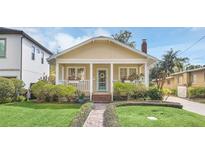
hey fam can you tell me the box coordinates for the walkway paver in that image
[83,103,107,127]
[166,96,205,116]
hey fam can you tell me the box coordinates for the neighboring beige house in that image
[48,36,157,102]
[163,67,205,89]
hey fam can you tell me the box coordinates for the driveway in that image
[166,96,205,116]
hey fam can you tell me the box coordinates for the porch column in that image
[89,63,93,101]
[62,66,64,81]
[55,62,59,84]
[144,62,149,87]
[110,63,113,101]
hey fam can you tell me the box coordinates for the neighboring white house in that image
[0,27,53,88]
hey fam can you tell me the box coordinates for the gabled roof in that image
[0,27,53,55]
[48,36,158,62]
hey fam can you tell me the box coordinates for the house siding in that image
[21,38,51,88]
[0,34,21,78]
[58,40,146,59]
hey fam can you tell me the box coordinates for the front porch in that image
[55,60,149,102]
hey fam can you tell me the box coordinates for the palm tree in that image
[150,49,189,89]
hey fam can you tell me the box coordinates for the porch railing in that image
[113,79,145,84]
[59,80,90,92]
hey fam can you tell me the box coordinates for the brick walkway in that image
[83,103,107,127]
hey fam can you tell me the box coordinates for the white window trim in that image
[96,68,108,92]
[118,67,138,80]
[66,67,86,80]
[31,46,35,60]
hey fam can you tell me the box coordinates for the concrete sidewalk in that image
[166,96,205,116]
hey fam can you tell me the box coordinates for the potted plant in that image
[76,90,86,103]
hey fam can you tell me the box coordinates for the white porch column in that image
[110,63,113,101]
[89,63,93,101]
[144,62,149,87]
[55,62,59,84]
[62,66,64,81]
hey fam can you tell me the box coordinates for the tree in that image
[112,30,136,48]
[150,49,189,89]
[186,64,204,70]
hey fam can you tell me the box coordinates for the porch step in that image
[92,94,111,103]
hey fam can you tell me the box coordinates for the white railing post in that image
[55,62,59,85]
[90,63,93,101]
[110,63,113,101]
[144,62,149,87]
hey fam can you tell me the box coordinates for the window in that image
[67,67,85,80]
[120,68,127,80]
[191,74,197,83]
[167,79,170,85]
[178,75,183,84]
[41,51,44,64]
[0,39,6,58]
[119,67,137,81]
[31,46,35,60]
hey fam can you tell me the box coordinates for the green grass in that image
[116,106,205,127]
[0,102,81,127]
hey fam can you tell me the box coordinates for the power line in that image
[178,35,205,55]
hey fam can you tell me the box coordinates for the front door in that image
[97,69,107,92]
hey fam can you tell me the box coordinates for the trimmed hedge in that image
[188,87,205,98]
[103,101,183,127]
[0,77,15,103]
[31,81,77,102]
[70,102,93,127]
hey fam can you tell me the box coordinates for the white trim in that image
[66,66,86,80]
[55,63,59,84]
[61,66,64,80]
[89,63,93,101]
[56,58,148,64]
[110,63,113,101]
[96,68,108,92]
[48,36,158,62]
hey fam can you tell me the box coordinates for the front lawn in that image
[116,106,205,127]
[0,102,81,127]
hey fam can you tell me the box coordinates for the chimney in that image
[141,39,147,53]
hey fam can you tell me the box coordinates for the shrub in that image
[70,102,93,127]
[147,87,163,100]
[55,85,77,102]
[0,77,15,103]
[103,103,120,127]
[16,95,26,102]
[132,84,147,100]
[188,87,205,98]
[113,82,135,100]
[11,78,25,100]
[31,80,48,101]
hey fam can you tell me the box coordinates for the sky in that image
[16,27,205,65]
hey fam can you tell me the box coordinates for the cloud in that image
[149,41,205,65]
[14,27,111,53]
[94,28,110,36]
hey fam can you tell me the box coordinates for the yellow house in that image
[48,36,157,102]
[163,67,205,89]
